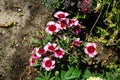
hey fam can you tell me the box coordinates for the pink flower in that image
[54,11,69,19]
[36,49,45,57]
[29,57,37,66]
[68,19,79,27]
[44,42,57,52]
[42,57,55,71]
[54,47,65,58]
[31,54,39,59]
[31,47,44,58]
[72,38,82,47]
[45,21,60,34]
[72,24,81,35]
[77,0,91,13]
[84,43,97,57]
[58,18,69,30]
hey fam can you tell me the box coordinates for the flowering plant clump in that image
[28,0,120,79]
[29,11,98,72]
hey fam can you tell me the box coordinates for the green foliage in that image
[82,69,91,79]
[35,71,52,80]
[41,0,64,9]
[90,0,120,49]
[60,67,81,80]
[105,71,120,80]
[35,67,81,80]
[32,0,120,79]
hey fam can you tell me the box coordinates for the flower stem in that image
[89,5,103,37]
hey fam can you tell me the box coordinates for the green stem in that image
[89,5,103,37]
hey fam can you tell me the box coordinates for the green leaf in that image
[61,70,66,80]
[102,39,108,44]
[115,74,120,80]
[32,38,41,44]
[46,71,51,80]
[65,67,74,78]
[65,76,78,80]
[61,67,81,80]
[83,69,91,79]
[50,76,56,80]
[35,77,43,80]
[33,61,39,67]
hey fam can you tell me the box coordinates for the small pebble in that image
[18,8,22,12]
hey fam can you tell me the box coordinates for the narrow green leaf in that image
[61,70,66,80]
[35,77,43,80]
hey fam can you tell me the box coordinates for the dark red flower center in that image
[31,58,36,63]
[48,45,55,51]
[69,20,75,24]
[38,49,45,54]
[45,60,52,67]
[61,20,66,28]
[48,25,56,32]
[55,49,62,55]
[87,46,95,53]
[58,14,65,18]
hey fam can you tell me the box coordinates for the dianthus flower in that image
[54,47,65,59]
[68,19,79,27]
[84,43,97,57]
[29,56,38,66]
[72,24,81,35]
[45,21,60,34]
[44,42,57,52]
[58,18,69,30]
[30,47,44,58]
[42,57,55,71]
[54,11,69,19]
[72,38,82,47]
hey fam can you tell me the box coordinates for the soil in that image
[0,0,54,80]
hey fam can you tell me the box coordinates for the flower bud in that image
[55,71,59,76]
[38,35,43,39]
[77,52,81,57]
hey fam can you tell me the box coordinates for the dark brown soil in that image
[0,0,54,80]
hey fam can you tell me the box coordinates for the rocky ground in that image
[0,0,53,80]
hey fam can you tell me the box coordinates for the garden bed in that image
[0,0,120,80]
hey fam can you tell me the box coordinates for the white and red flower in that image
[72,38,82,47]
[58,18,69,30]
[54,47,65,58]
[36,49,45,57]
[84,43,97,57]
[29,57,38,66]
[31,54,39,59]
[68,19,79,27]
[44,42,57,52]
[54,11,69,19]
[42,57,55,71]
[31,47,45,58]
[45,21,60,34]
